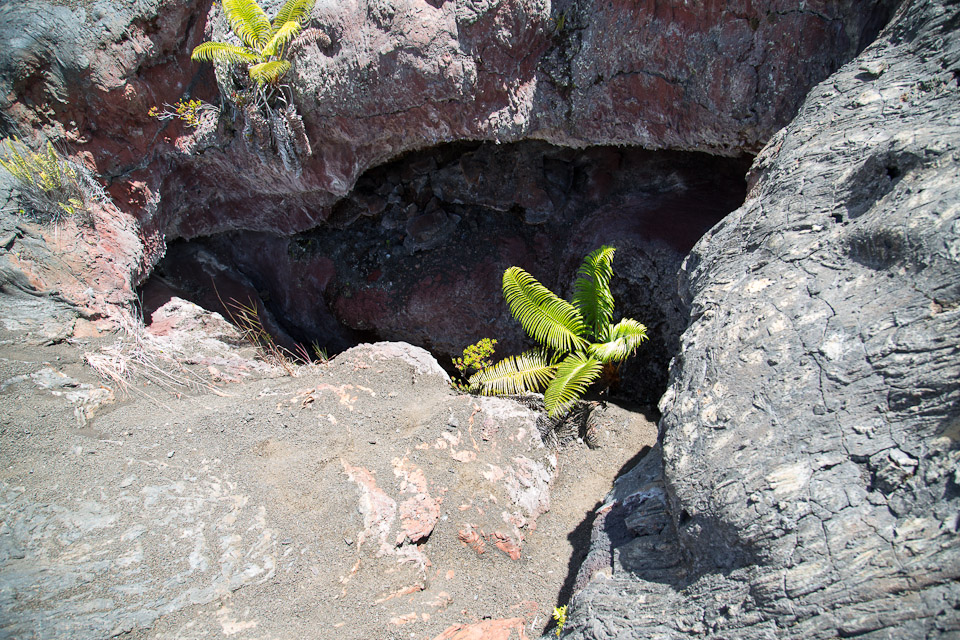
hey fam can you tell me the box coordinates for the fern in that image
[263,20,302,57]
[502,267,588,354]
[469,350,557,396]
[272,0,316,35]
[190,42,260,65]
[192,0,316,86]
[587,318,647,363]
[544,353,603,418]
[223,0,271,48]
[573,245,616,341]
[249,60,291,85]
[477,245,648,419]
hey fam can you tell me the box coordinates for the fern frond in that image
[272,0,316,33]
[191,41,261,64]
[588,318,648,363]
[223,0,272,48]
[573,245,616,341]
[544,353,603,417]
[469,350,557,396]
[262,20,302,57]
[249,59,291,84]
[502,267,587,354]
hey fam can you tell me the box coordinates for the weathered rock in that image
[0,0,897,403]
[3,0,893,237]
[0,172,156,324]
[432,617,531,639]
[563,1,960,637]
[0,339,564,639]
[145,0,896,237]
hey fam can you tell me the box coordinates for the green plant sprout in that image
[552,605,568,636]
[469,246,647,417]
[452,338,497,391]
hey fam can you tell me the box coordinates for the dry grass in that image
[85,311,228,408]
[217,292,327,374]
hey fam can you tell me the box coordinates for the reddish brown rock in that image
[431,617,530,640]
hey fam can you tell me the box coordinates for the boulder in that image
[563,1,960,637]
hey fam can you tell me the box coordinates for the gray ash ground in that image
[0,300,656,640]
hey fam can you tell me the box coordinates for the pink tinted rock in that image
[431,618,530,640]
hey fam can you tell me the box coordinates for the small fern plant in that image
[470,246,648,417]
[191,0,316,88]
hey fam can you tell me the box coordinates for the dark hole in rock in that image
[140,141,751,405]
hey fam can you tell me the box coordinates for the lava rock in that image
[564,1,960,637]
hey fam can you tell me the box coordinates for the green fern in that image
[191,0,315,86]
[502,267,588,354]
[587,318,648,363]
[545,353,603,417]
[476,246,648,418]
[223,0,271,47]
[469,350,557,396]
[573,245,616,341]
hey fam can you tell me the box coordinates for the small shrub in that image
[0,138,101,225]
[452,338,497,391]
[149,98,217,128]
[552,605,568,636]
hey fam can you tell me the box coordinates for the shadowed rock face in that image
[143,142,751,404]
[564,1,960,637]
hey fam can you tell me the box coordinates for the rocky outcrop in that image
[4,0,952,635]
[564,0,960,637]
[0,335,564,639]
[2,0,893,238]
[158,0,896,236]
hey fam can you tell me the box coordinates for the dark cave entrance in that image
[140,141,752,405]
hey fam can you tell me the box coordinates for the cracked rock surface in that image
[563,1,960,638]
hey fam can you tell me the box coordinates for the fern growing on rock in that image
[191,0,316,171]
[470,246,648,417]
[191,0,316,87]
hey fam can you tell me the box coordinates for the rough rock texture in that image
[564,1,960,637]
[0,172,157,325]
[160,0,894,236]
[0,336,558,639]
[146,143,750,403]
[1,0,893,239]
[0,0,896,400]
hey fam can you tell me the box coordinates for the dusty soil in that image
[0,297,657,640]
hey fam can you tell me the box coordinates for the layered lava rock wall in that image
[0,0,895,383]
[5,0,954,637]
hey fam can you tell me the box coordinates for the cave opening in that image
[140,141,752,405]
